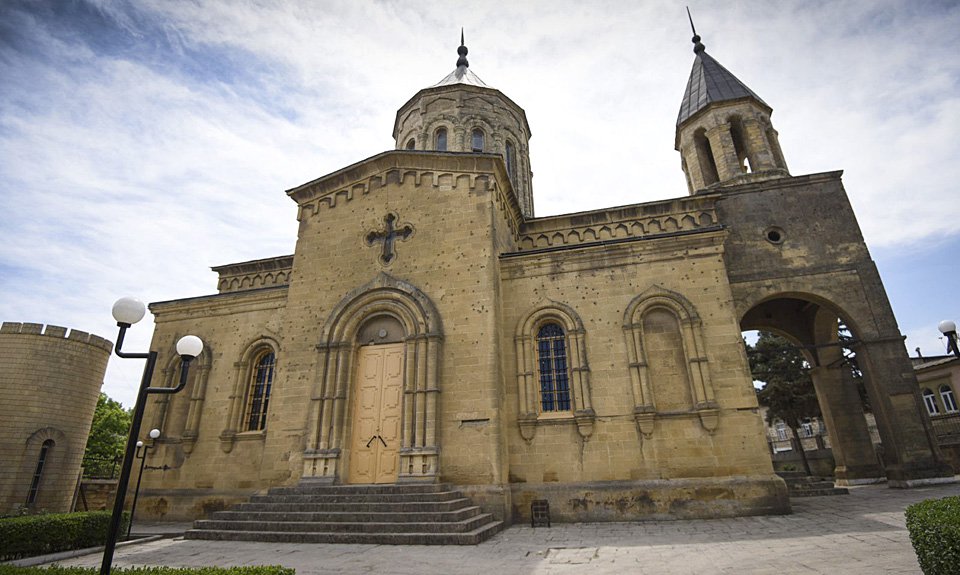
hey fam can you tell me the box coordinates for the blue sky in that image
[2,0,959,407]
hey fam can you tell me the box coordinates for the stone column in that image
[741,118,776,171]
[705,124,741,182]
[853,338,955,486]
[808,364,883,484]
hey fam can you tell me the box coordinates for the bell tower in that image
[675,22,789,194]
[393,33,535,217]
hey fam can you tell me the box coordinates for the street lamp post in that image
[939,320,959,358]
[100,297,203,575]
[127,428,160,539]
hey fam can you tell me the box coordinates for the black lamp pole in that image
[100,298,201,575]
[127,431,157,539]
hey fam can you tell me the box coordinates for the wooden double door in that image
[348,343,403,484]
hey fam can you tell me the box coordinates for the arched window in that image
[26,439,53,506]
[435,127,447,151]
[515,303,594,441]
[940,385,958,413]
[405,138,415,150]
[536,323,571,412]
[922,388,939,415]
[693,128,719,186]
[505,141,517,183]
[245,351,276,431]
[471,129,484,152]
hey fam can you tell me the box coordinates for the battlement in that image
[212,255,294,294]
[515,195,721,252]
[0,322,113,353]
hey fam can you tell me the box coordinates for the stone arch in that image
[622,285,718,438]
[218,336,278,453]
[150,341,213,456]
[303,272,443,483]
[514,301,594,442]
[739,289,951,486]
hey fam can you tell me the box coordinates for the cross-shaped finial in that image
[366,213,414,265]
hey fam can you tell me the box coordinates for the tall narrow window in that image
[923,388,939,415]
[537,323,571,412]
[775,421,788,441]
[941,385,958,413]
[405,138,415,150]
[435,127,447,151]
[26,440,53,506]
[245,351,276,431]
[505,141,516,183]
[471,129,484,152]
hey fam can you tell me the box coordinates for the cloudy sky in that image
[2,0,959,407]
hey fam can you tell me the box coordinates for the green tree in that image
[82,393,132,478]
[748,331,821,476]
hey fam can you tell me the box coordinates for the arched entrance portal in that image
[301,273,443,484]
[741,294,951,486]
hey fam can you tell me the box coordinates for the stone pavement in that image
[49,482,960,574]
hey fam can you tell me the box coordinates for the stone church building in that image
[137,32,954,524]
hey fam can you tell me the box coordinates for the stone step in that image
[268,483,450,496]
[249,491,464,504]
[186,482,503,545]
[209,507,482,523]
[234,498,473,513]
[790,487,850,497]
[185,521,504,545]
[193,514,495,534]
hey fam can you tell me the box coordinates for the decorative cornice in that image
[515,195,720,251]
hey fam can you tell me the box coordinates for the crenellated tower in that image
[393,33,535,217]
[675,28,789,193]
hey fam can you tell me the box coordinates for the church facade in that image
[137,33,954,523]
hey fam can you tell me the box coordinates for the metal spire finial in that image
[686,7,705,54]
[457,28,469,68]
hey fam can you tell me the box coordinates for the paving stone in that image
[48,483,960,575]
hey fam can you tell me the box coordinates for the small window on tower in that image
[471,129,484,152]
[505,141,517,183]
[435,127,447,152]
[405,138,415,150]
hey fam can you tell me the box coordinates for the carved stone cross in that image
[366,213,413,265]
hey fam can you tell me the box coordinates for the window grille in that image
[537,323,571,412]
[26,440,53,506]
[245,351,276,431]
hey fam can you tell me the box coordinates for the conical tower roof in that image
[430,30,490,89]
[677,35,768,126]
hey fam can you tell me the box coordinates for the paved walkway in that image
[48,482,960,574]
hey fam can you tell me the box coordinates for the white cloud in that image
[2,0,959,406]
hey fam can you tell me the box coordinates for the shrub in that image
[0,511,129,561]
[0,567,295,575]
[905,495,960,575]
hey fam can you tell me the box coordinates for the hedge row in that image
[905,495,960,575]
[0,511,129,561]
[0,568,294,575]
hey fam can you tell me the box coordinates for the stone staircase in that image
[777,471,849,497]
[184,483,503,545]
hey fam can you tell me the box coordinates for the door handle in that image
[366,434,388,448]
